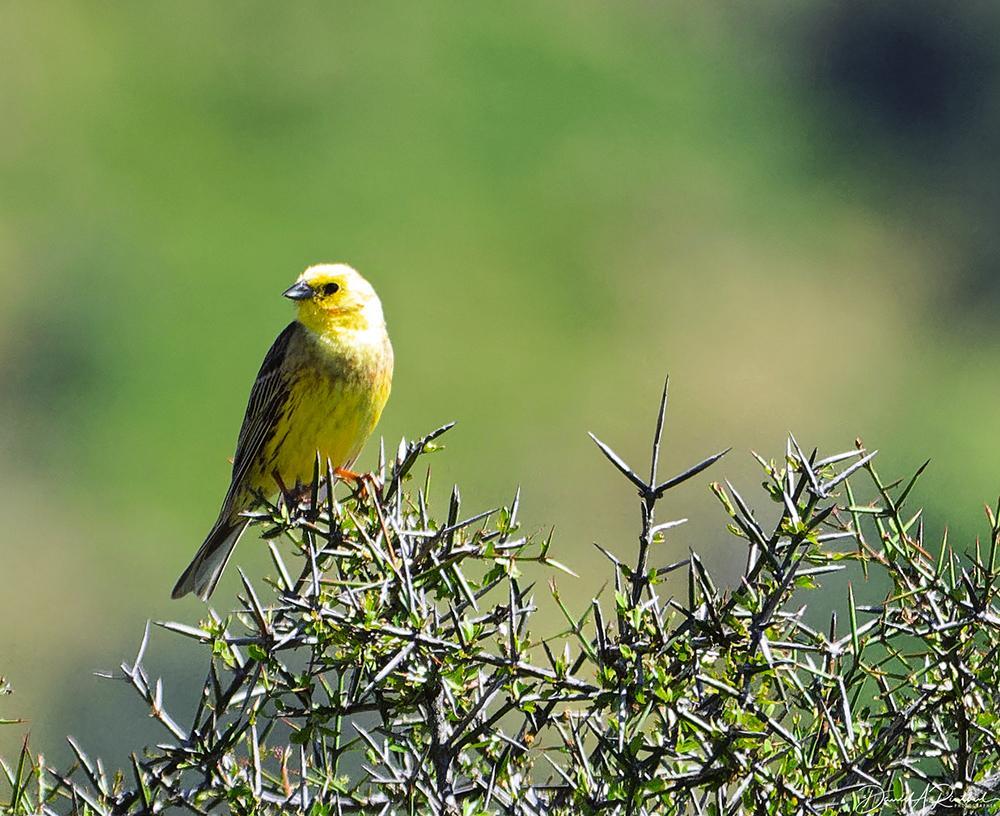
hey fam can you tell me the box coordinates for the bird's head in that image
[283,263,385,334]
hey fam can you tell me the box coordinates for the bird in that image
[172,263,394,600]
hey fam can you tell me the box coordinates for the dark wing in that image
[220,321,299,513]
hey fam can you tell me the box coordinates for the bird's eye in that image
[322,282,340,296]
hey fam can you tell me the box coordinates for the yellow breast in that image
[250,322,393,494]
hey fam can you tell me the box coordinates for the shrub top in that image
[4,382,1000,815]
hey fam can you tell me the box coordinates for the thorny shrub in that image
[4,381,1000,815]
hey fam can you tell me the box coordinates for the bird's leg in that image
[335,467,385,491]
[334,466,368,500]
[272,470,293,509]
[272,471,287,494]
[333,466,384,506]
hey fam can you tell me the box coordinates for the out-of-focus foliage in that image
[5,391,1000,814]
[4,1,1000,769]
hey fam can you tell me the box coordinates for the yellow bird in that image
[172,263,394,600]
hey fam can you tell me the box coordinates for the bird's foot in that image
[273,471,315,514]
[272,470,293,507]
[332,467,383,503]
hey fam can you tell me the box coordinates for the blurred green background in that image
[4,1,1000,767]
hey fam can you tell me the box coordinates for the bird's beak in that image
[282,281,314,301]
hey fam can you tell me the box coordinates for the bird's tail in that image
[171,516,250,601]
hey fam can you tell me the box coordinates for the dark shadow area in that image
[790,1,1000,310]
